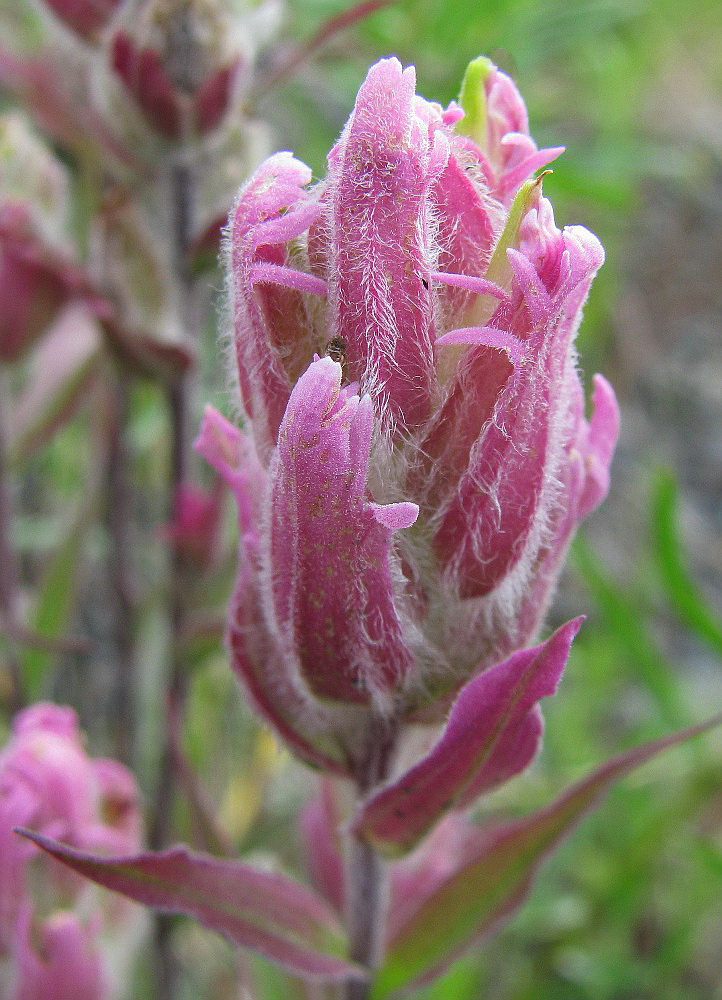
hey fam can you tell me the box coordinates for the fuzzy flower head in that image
[197,57,619,774]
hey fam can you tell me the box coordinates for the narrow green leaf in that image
[651,470,722,656]
[20,509,88,699]
[572,536,688,727]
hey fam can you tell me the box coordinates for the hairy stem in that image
[345,717,397,1000]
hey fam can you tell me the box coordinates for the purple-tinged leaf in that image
[354,620,582,855]
[386,814,496,943]
[15,833,365,983]
[299,779,345,914]
[7,303,102,464]
[372,715,722,998]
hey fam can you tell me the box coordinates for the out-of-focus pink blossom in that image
[42,0,124,41]
[162,479,225,568]
[198,57,619,773]
[0,204,94,363]
[0,115,99,363]
[0,703,142,996]
[12,907,106,1000]
[110,0,246,140]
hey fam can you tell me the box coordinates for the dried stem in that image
[345,716,397,1000]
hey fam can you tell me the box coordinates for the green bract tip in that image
[456,56,494,147]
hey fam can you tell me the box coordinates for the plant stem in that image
[345,716,397,1000]
[105,373,136,766]
[0,371,25,713]
[149,153,199,1000]
[150,156,195,845]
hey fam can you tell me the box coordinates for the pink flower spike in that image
[220,54,618,743]
[268,356,418,707]
[353,619,583,856]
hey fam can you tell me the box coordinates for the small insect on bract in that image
[325,336,348,383]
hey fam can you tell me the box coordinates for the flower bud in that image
[162,479,224,568]
[110,0,246,139]
[0,115,85,363]
[42,0,123,42]
[11,907,106,1000]
[203,58,619,760]
[0,704,143,993]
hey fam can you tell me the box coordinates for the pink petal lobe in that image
[576,373,620,519]
[268,357,418,707]
[480,66,564,203]
[435,325,525,365]
[15,832,365,983]
[353,619,582,855]
[13,907,106,1000]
